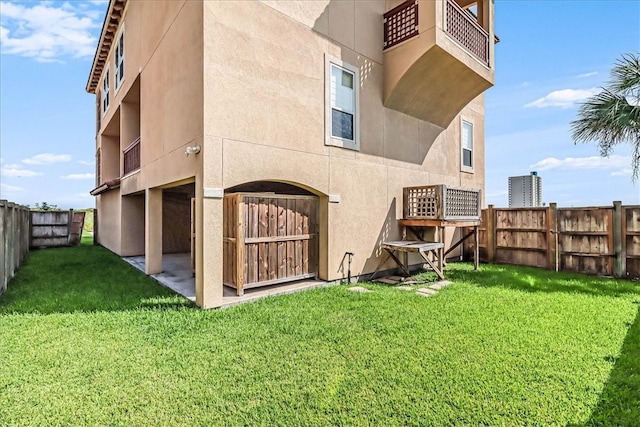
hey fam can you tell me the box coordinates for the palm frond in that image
[571,53,640,180]
[610,53,640,94]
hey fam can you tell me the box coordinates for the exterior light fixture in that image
[185,144,201,156]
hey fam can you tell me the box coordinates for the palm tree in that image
[571,53,640,179]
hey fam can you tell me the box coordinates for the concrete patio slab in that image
[123,253,334,308]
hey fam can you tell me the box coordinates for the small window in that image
[114,30,125,90]
[102,70,110,113]
[325,55,359,150]
[461,120,473,172]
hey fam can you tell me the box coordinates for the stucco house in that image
[87,0,495,308]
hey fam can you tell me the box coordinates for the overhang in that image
[86,0,127,94]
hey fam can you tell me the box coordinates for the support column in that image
[145,188,163,275]
[199,196,224,308]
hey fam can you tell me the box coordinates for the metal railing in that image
[445,0,489,65]
[123,136,140,175]
[383,0,419,50]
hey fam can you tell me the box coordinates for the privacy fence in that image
[1,204,87,295]
[469,202,640,279]
[0,200,30,295]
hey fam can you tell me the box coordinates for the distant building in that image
[508,172,542,207]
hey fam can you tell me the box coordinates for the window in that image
[461,120,473,171]
[325,55,359,150]
[102,70,110,113]
[114,30,125,90]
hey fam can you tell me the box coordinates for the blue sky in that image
[0,0,639,209]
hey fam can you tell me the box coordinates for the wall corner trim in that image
[203,187,224,199]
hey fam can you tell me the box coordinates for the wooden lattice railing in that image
[383,0,419,50]
[123,136,140,175]
[96,148,101,185]
[403,185,481,221]
[445,0,489,66]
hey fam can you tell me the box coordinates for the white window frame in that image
[461,118,474,173]
[325,54,360,151]
[102,69,110,114]
[114,27,125,91]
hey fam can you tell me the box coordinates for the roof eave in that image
[86,0,127,94]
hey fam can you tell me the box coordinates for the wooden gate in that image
[223,193,318,295]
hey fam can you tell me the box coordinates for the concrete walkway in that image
[123,253,331,307]
[123,253,196,302]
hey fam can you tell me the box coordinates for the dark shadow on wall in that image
[357,198,402,278]
[311,1,443,165]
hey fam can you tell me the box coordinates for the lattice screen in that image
[383,0,419,50]
[444,188,479,218]
[445,0,489,65]
[406,186,438,219]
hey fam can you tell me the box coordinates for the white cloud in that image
[60,173,95,180]
[1,164,43,177]
[530,155,629,172]
[524,87,600,109]
[0,1,102,62]
[611,169,633,177]
[0,182,24,192]
[577,71,598,78]
[23,153,72,165]
[77,160,95,166]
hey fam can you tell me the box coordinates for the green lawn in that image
[1,245,639,426]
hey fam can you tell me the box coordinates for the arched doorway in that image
[223,181,320,296]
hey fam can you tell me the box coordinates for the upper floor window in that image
[461,119,473,172]
[102,69,110,114]
[114,30,125,90]
[325,55,359,151]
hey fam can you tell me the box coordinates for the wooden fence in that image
[223,193,318,296]
[30,210,86,248]
[0,200,30,295]
[472,201,640,278]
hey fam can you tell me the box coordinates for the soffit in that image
[86,0,127,94]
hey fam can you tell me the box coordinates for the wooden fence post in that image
[486,204,495,264]
[0,200,6,294]
[547,203,558,271]
[613,201,625,278]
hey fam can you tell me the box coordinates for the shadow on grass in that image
[0,245,195,315]
[440,263,640,427]
[444,263,640,298]
[572,304,640,427]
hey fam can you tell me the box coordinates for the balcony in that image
[383,0,495,129]
[123,137,141,175]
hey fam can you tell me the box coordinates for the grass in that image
[1,246,639,426]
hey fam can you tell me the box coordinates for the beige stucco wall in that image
[202,0,487,285]
[94,1,204,259]
[91,0,491,308]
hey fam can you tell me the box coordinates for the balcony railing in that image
[96,148,101,185]
[383,0,419,50]
[445,0,489,65]
[123,137,140,175]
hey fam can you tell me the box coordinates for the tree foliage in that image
[33,202,59,211]
[571,53,640,180]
